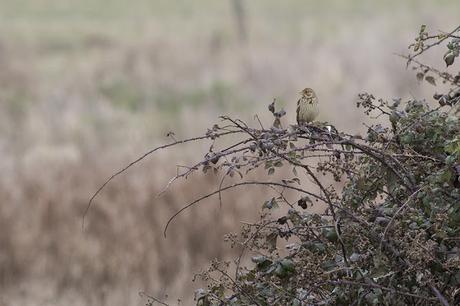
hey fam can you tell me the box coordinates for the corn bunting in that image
[296,88,319,125]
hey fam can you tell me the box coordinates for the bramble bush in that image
[87,25,460,305]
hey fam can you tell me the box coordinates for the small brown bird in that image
[296,88,319,125]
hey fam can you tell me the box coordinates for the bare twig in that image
[329,280,437,302]
[139,291,170,306]
[407,25,460,62]
[379,187,423,250]
[430,285,450,306]
[163,181,325,237]
[83,131,241,230]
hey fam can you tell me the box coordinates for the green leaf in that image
[251,256,273,271]
[273,264,287,278]
[445,155,456,166]
[280,259,295,272]
[440,169,453,183]
[444,52,456,67]
[263,197,278,210]
[416,72,424,81]
[320,260,337,271]
[425,76,436,86]
[272,259,295,278]
[303,242,326,253]
[323,228,338,242]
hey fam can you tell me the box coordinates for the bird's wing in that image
[296,98,301,123]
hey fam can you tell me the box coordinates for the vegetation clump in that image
[90,25,460,305]
[188,25,460,306]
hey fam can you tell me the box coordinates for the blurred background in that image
[0,0,458,305]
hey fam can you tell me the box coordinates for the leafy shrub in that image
[188,25,460,306]
[88,25,460,306]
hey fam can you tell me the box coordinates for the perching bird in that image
[296,88,319,125]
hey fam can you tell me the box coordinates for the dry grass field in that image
[0,1,458,305]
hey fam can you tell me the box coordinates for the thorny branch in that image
[88,25,460,305]
[83,130,242,229]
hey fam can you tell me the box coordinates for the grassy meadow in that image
[0,0,458,305]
